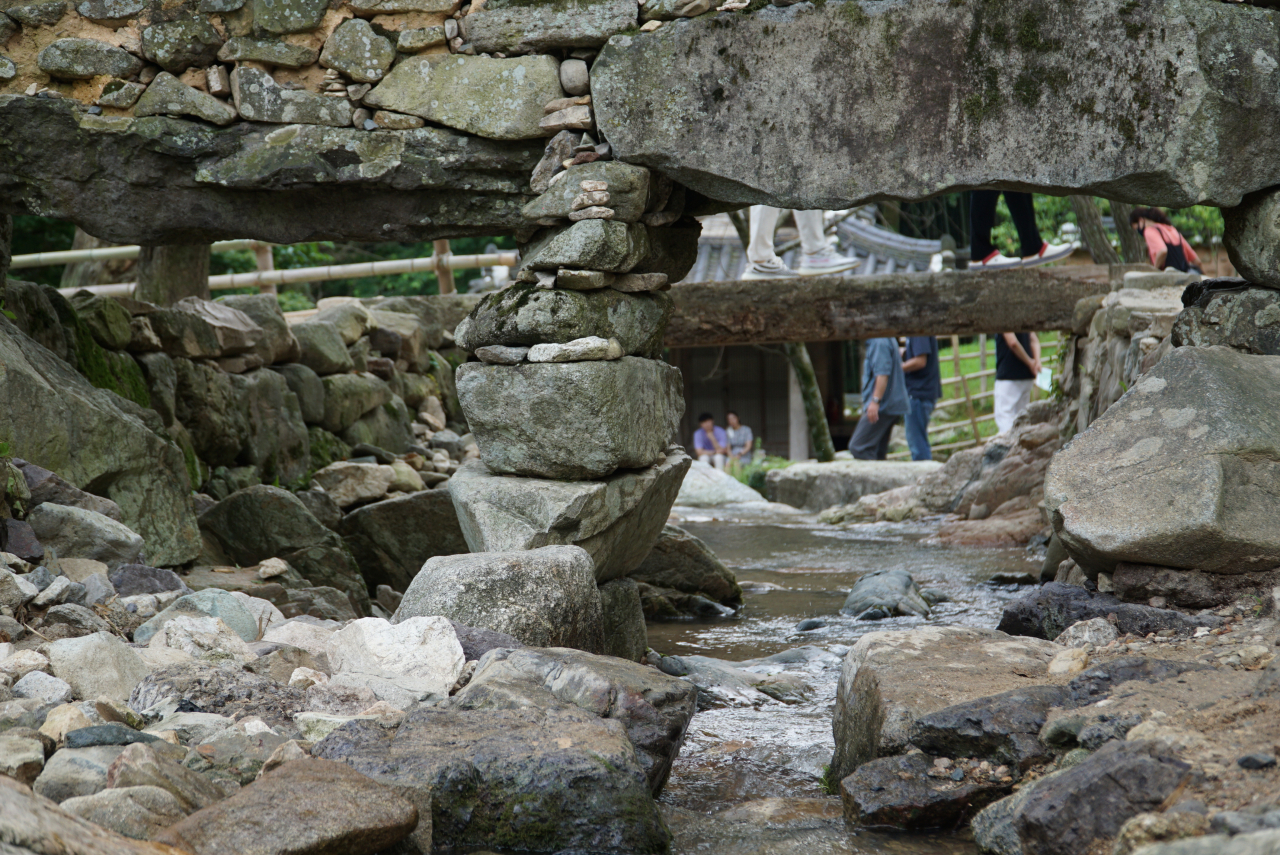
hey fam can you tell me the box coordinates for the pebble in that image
[559,58,589,96]
[568,206,615,221]
[1238,753,1278,770]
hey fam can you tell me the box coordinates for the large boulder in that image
[364,54,563,141]
[395,547,605,653]
[0,315,199,565]
[312,705,669,853]
[455,282,671,359]
[1046,347,1280,576]
[232,369,310,485]
[449,448,689,583]
[448,646,697,795]
[26,503,143,570]
[198,485,338,566]
[341,489,468,593]
[839,751,1009,831]
[15,458,123,521]
[629,524,741,607]
[598,578,647,662]
[1172,282,1280,355]
[129,663,306,732]
[456,357,684,480]
[462,0,637,53]
[1225,187,1280,290]
[133,589,260,645]
[829,627,1062,783]
[319,373,392,435]
[47,632,150,704]
[292,321,354,376]
[2,771,182,854]
[153,759,419,855]
[1012,740,1190,855]
[325,616,465,702]
[765,460,941,512]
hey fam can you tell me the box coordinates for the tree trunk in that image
[783,341,835,463]
[1107,199,1148,263]
[59,228,135,292]
[134,244,210,305]
[663,269,1108,347]
[1069,196,1121,264]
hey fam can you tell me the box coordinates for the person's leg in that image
[969,190,1000,261]
[994,380,1021,434]
[1003,192,1045,258]
[874,416,898,460]
[848,416,884,460]
[713,453,726,470]
[1009,379,1033,425]
[697,451,713,465]
[905,398,934,460]
[795,210,859,276]
[747,206,782,265]
[794,210,826,255]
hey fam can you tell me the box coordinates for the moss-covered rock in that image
[319,18,394,84]
[251,0,326,34]
[462,0,638,53]
[68,291,133,351]
[307,426,351,471]
[141,16,224,74]
[37,38,141,80]
[217,36,317,67]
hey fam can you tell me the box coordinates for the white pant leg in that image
[747,205,782,264]
[994,379,1034,434]
[713,453,726,470]
[794,210,827,255]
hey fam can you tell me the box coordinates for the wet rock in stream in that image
[839,752,1010,831]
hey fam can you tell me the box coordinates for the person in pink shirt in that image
[1129,207,1202,274]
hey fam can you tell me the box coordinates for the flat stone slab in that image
[449,447,690,582]
[365,54,563,141]
[462,0,637,53]
[456,357,684,480]
[593,0,1280,211]
[766,460,942,512]
[830,627,1063,783]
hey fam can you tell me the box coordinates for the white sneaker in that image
[798,247,859,276]
[971,250,1022,271]
[1022,241,1078,267]
[741,258,801,280]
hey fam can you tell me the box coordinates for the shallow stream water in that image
[650,503,1042,855]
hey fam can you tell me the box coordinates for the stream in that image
[650,503,1041,855]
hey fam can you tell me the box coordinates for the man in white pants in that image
[994,332,1040,434]
[742,206,859,279]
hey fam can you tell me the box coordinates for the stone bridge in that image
[1,0,1280,261]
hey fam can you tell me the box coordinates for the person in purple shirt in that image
[693,412,729,470]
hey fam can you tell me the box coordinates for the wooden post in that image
[252,242,276,295]
[134,245,211,305]
[785,341,836,462]
[978,333,988,395]
[434,240,456,294]
[950,335,981,447]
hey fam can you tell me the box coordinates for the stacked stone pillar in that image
[448,159,699,594]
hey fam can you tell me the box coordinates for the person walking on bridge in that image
[969,191,1078,270]
[741,207,859,279]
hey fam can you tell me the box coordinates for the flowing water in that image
[650,503,1042,855]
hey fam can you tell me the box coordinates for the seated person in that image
[693,412,729,470]
[726,411,755,466]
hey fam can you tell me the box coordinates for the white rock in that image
[262,618,341,668]
[240,718,274,736]
[1057,617,1120,649]
[311,462,396,509]
[289,667,328,689]
[1,649,50,680]
[0,568,38,610]
[325,616,463,697]
[147,711,235,745]
[147,615,255,666]
[675,460,768,507]
[228,592,286,636]
[256,558,290,580]
[13,671,74,704]
[294,711,374,742]
[134,646,194,671]
[527,336,623,363]
[1047,647,1089,676]
[389,460,424,492]
[32,575,73,608]
[47,632,150,704]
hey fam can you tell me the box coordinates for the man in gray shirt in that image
[849,337,909,460]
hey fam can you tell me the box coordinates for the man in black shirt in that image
[901,336,942,460]
[995,332,1040,434]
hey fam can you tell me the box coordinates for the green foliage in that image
[986,195,1223,258]
[0,440,9,457]
[277,291,315,313]
[731,454,792,493]
[9,216,76,288]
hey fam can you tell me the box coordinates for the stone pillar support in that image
[135,244,211,305]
